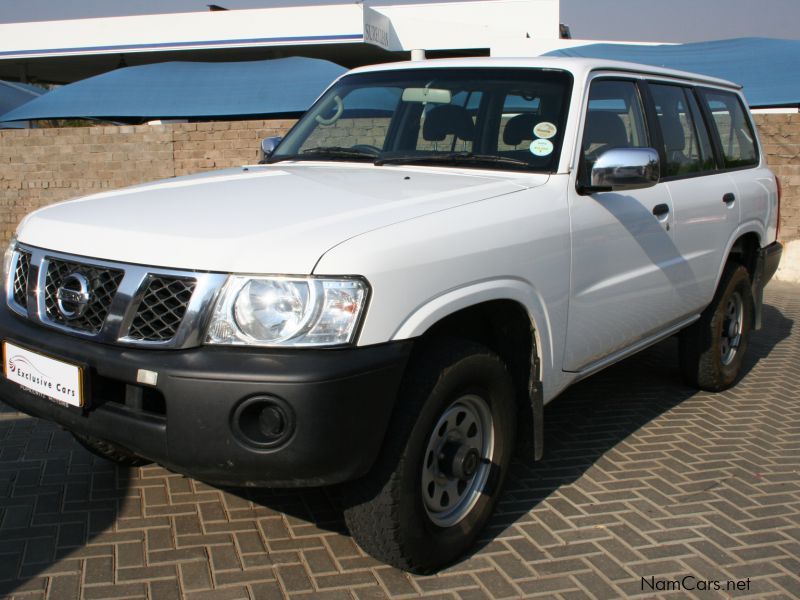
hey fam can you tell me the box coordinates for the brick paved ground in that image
[1,283,798,600]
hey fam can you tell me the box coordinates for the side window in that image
[699,90,758,168]
[649,83,714,177]
[582,80,649,172]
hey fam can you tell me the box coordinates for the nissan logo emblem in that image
[56,273,92,319]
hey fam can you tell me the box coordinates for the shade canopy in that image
[546,37,800,108]
[0,57,347,122]
[0,80,44,115]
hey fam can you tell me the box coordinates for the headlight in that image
[2,235,17,286]
[206,276,368,347]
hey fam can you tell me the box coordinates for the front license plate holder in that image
[2,340,86,408]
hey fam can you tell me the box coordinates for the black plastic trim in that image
[0,305,413,487]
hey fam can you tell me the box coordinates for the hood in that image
[17,163,546,274]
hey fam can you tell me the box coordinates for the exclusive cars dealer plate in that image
[2,341,84,407]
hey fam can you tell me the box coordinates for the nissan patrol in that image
[0,58,782,571]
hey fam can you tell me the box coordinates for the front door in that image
[564,78,684,372]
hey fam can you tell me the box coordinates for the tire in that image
[343,340,517,573]
[679,263,754,391]
[72,432,152,466]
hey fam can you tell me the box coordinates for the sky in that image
[0,0,798,43]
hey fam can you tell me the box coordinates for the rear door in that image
[697,88,773,254]
[646,82,739,314]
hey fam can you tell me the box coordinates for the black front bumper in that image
[0,306,412,487]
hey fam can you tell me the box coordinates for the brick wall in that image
[1,114,798,246]
[0,119,295,244]
[754,114,800,241]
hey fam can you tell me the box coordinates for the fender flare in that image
[391,278,553,460]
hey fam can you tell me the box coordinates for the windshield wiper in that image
[374,151,531,168]
[269,146,379,163]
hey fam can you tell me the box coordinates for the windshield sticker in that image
[530,138,554,157]
[533,121,557,139]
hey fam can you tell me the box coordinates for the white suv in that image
[1,58,783,572]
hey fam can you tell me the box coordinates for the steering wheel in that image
[314,95,344,126]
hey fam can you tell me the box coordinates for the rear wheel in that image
[72,432,151,466]
[343,340,517,573]
[679,263,754,391]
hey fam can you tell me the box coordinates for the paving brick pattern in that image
[1,282,798,599]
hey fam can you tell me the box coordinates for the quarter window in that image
[699,90,758,168]
[649,84,715,177]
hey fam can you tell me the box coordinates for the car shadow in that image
[223,303,793,566]
[0,302,791,593]
[217,302,795,565]
[0,409,130,597]
[476,302,793,551]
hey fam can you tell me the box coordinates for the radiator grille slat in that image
[128,277,196,342]
[12,251,31,308]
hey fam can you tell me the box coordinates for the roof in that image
[544,37,800,108]
[347,56,740,89]
[0,58,346,122]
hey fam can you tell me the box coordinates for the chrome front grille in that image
[5,245,227,349]
[128,276,197,342]
[44,258,124,333]
[12,250,30,307]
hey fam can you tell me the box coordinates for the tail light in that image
[775,174,782,240]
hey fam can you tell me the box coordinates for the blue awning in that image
[546,37,800,108]
[0,57,346,122]
[0,80,44,114]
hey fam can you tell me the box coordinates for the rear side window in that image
[699,90,758,168]
[649,83,715,177]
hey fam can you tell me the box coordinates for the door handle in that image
[723,192,736,204]
[652,203,670,217]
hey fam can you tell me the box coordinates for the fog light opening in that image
[232,396,295,449]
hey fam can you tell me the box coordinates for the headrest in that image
[422,105,475,142]
[503,113,538,146]
[583,111,628,149]
[660,112,686,152]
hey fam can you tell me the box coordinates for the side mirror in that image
[589,147,660,192]
[259,136,283,163]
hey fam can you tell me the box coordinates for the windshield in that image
[270,67,573,172]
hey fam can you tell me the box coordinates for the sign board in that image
[363,6,394,51]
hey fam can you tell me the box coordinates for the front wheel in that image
[343,341,517,573]
[679,263,754,391]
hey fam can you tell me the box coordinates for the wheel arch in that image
[711,224,762,298]
[717,226,765,328]
[727,230,761,281]
[397,285,549,461]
